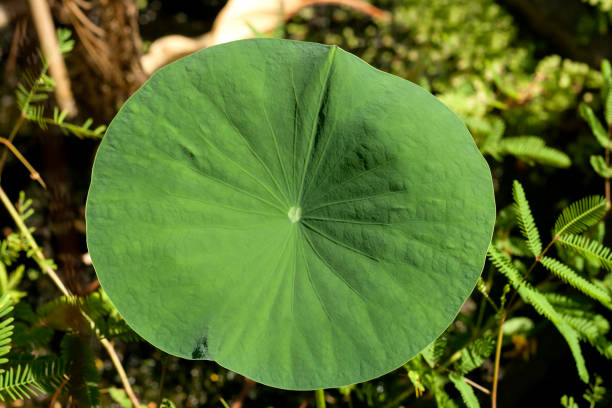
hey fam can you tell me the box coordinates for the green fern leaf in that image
[28,357,67,394]
[0,365,42,401]
[488,246,589,382]
[603,59,612,124]
[0,358,66,402]
[563,313,608,342]
[579,103,610,148]
[0,295,14,370]
[95,318,140,343]
[590,155,612,178]
[546,293,612,359]
[455,335,495,375]
[540,257,612,306]
[557,234,612,270]
[553,196,607,237]
[512,181,542,256]
[498,136,571,167]
[421,334,447,367]
[12,323,53,351]
[449,374,480,408]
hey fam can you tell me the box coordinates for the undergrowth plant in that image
[486,59,612,408]
[0,29,146,407]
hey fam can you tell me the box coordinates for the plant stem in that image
[27,0,76,115]
[99,337,140,408]
[0,114,25,178]
[491,236,557,407]
[0,185,70,296]
[0,137,46,188]
[491,313,505,408]
[315,389,326,408]
[48,376,69,408]
[0,185,141,408]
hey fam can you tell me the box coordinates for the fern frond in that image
[14,30,72,121]
[557,234,612,270]
[12,323,53,351]
[25,105,47,130]
[488,246,589,382]
[0,358,66,402]
[546,293,612,359]
[579,103,610,148]
[449,374,480,408]
[421,334,447,367]
[499,137,571,168]
[540,257,612,306]
[545,292,594,312]
[553,196,607,237]
[455,335,495,375]
[36,296,78,317]
[0,295,14,370]
[563,313,608,340]
[28,357,67,394]
[590,155,612,179]
[566,314,612,359]
[0,365,42,401]
[512,181,542,256]
[95,318,140,343]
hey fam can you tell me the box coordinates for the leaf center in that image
[287,206,302,223]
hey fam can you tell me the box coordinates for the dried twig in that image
[0,137,46,188]
[27,0,77,116]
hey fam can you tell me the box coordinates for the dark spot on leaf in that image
[192,335,209,359]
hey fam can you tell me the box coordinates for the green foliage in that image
[557,234,612,270]
[553,196,607,236]
[488,246,590,383]
[0,358,66,402]
[448,374,480,408]
[0,294,13,370]
[455,336,496,375]
[512,180,542,256]
[590,155,612,177]
[15,29,105,139]
[603,60,612,125]
[421,335,448,367]
[579,103,609,148]
[496,136,571,167]
[540,257,612,306]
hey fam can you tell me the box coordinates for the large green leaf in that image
[86,39,495,390]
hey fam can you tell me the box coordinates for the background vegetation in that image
[0,0,611,406]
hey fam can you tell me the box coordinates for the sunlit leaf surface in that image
[86,38,495,390]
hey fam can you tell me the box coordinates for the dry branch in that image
[27,0,77,116]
